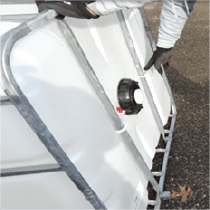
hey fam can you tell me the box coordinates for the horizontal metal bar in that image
[0,99,13,105]
[1,96,13,105]
[169,114,175,117]
[155,149,168,153]
[148,200,159,205]
[1,14,37,22]
[152,171,164,176]
[160,191,171,200]
[1,0,35,4]
[164,130,170,134]
[1,164,63,177]
[1,96,10,100]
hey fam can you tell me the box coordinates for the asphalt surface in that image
[145,1,209,209]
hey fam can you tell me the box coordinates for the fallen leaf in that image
[171,185,193,202]
[205,26,209,28]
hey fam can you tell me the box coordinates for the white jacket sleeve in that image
[88,0,149,15]
[157,0,196,48]
[88,0,196,48]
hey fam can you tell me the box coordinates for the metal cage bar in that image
[58,18,162,198]
[116,8,177,208]
[117,11,167,143]
[0,7,177,209]
[1,0,35,4]
[1,14,37,22]
[1,164,62,177]
[1,10,107,210]
[138,7,177,209]
[1,9,160,209]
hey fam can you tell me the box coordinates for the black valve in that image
[117,78,143,115]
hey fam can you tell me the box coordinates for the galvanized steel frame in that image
[1,0,35,4]
[1,14,37,22]
[116,9,177,208]
[139,7,177,209]
[1,10,107,210]
[1,7,177,209]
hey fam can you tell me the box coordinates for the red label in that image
[116,107,123,113]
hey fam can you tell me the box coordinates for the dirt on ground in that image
[145,1,209,209]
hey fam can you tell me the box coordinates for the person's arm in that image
[87,0,146,16]
[144,0,197,71]
[157,0,196,48]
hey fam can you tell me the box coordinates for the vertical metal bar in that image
[117,11,166,140]
[1,10,107,210]
[139,7,177,113]
[58,19,161,196]
[154,114,176,210]
[161,67,177,115]
[139,7,156,51]
[139,7,178,209]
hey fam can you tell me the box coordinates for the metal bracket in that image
[160,191,171,200]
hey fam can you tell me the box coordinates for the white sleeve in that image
[88,0,148,16]
[88,0,195,48]
[157,0,190,48]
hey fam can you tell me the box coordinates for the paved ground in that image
[145,1,209,209]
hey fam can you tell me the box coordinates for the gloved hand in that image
[35,1,99,19]
[144,47,173,73]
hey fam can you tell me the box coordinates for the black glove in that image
[144,47,173,73]
[35,1,99,19]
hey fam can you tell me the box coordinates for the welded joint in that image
[0,96,13,105]
[164,129,170,134]
[162,135,169,143]
[160,191,171,200]
[115,124,127,134]
[148,200,159,205]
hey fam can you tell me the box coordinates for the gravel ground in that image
[145,1,209,209]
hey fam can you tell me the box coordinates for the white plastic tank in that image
[1,2,172,209]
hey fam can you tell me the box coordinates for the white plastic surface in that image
[134,89,144,104]
[0,3,38,36]
[1,5,171,209]
[1,4,38,15]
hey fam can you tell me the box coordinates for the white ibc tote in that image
[1,1,176,209]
